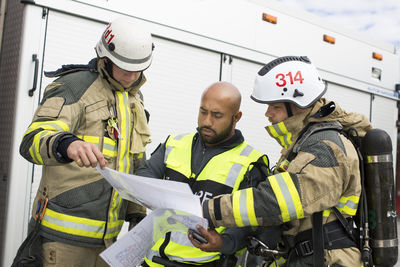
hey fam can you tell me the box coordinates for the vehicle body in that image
[0,0,398,265]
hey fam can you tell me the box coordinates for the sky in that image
[277,0,400,50]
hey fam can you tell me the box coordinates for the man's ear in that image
[234,111,242,123]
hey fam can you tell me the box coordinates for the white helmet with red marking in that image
[95,17,154,72]
[251,56,326,108]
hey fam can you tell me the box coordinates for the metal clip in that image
[107,117,123,140]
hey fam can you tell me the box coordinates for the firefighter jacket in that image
[203,98,372,266]
[19,58,150,247]
[136,130,269,266]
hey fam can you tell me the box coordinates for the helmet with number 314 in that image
[251,56,326,108]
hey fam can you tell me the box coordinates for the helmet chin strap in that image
[284,102,293,117]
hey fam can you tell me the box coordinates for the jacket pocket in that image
[84,100,110,132]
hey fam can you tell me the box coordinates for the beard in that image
[197,117,234,145]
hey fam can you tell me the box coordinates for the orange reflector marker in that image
[262,13,277,24]
[372,52,383,61]
[323,34,335,44]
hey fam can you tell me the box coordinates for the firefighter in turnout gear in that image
[193,56,372,267]
[136,82,270,267]
[18,17,154,266]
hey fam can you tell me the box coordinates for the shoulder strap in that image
[312,211,324,267]
[287,121,342,265]
[287,121,343,161]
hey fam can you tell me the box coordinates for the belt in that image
[293,219,357,257]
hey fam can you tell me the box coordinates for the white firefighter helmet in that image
[251,56,326,108]
[95,17,154,72]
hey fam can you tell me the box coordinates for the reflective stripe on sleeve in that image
[25,120,70,136]
[29,130,53,164]
[268,172,304,222]
[232,188,258,227]
[336,195,359,215]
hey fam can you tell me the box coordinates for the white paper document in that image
[96,166,202,217]
[100,209,208,267]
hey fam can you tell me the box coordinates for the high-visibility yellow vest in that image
[145,133,264,266]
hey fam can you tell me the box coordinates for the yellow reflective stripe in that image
[267,122,292,149]
[108,220,124,228]
[104,218,124,239]
[269,172,303,222]
[80,135,99,144]
[103,137,117,157]
[29,130,52,164]
[105,192,124,239]
[25,120,69,136]
[45,208,104,226]
[41,220,104,239]
[336,195,359,215]
[112,193,122,222]
[277,122,292,146]
[164,133,194,178]
[76,135,117,158]
[42,208,105,239]
[323,209,332,217]
[232,191,244,227]
[245,189,258,226]
[232,189,258,227]
[116,91,131,173]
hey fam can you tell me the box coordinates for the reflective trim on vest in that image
[240,145,254,157]
[268,172,304,222]
[267,122,292,149]
[41,208,105,239]
[155,133,263,263]
[144,249,161,266]
[232,188,258,227]
[168,231,220,262]
[225,163,244,188]
[164,133,194,178]
[190,144,259,189]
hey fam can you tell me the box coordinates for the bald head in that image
[197,82,243,146]
[201,82,242,113]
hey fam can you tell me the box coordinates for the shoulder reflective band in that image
[366,154,392,163]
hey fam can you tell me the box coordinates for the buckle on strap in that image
[294,240,313,256]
